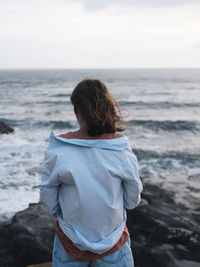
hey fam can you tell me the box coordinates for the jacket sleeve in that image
[122,155,143,210]
[38,150,60,214]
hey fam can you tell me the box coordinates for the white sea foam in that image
[0,127,48,220]
[0,187,39,222]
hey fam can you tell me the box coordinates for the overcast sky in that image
[0,0,200,68]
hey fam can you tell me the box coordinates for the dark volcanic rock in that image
[0,121,14,134]
[0,184,200,267]
[0,203,56,267]
[128,183,200,267]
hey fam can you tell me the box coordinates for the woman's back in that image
[39,78,143,266]
[40,131,142,253]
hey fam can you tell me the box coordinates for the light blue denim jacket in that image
[39,131,143,254]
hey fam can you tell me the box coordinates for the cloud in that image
[66,0,200,10]
[194,43,200,49]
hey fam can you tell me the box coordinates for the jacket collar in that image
[50,130,129,151]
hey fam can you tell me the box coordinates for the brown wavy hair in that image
[70,78,124,136]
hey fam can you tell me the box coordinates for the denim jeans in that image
[53,235,134,267]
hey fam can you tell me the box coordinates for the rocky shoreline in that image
[0,122,199,267]
[0,182,199,267]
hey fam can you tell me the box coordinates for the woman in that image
[39,78,143,267]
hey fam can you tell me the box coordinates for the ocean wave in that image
[0,80,43,88]
[133,148,200,164]
[127,120,200,132]
[0,118,74,129]
[21,100,71,107]
[35,100,71,106]
[1,118,199,132]
[41,120,74,129]
[119,101,200,109]
[50,93,71,97]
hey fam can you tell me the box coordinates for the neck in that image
[77,126,90,138]
[77,126,103,139]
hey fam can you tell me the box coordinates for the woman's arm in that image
[122,156,143,210]
[38,151,60,214]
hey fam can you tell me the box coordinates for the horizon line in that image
[0,67,200,70]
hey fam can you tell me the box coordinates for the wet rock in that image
[0,203,56,267]
[0,184,199,267]
[128,183,200,267]
[0,121,14,134]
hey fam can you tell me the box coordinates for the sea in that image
[0,68,200,222]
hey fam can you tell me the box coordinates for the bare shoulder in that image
[115,133,124,138]
[58,131,78,139]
